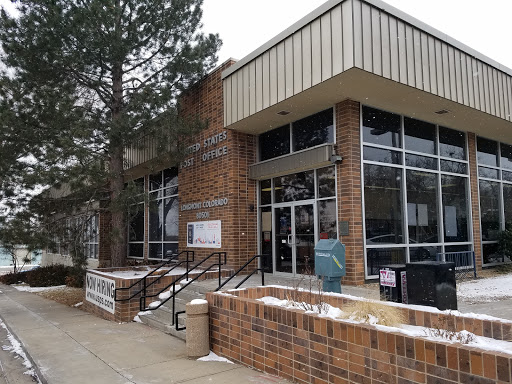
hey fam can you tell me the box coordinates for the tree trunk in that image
[109,146,126,267]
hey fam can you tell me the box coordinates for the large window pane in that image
[366,248,405,276]
[440,160,467,174]
[501,143,512,170]
[503,184,512,228]
[163,197,179,241]
[292,109,334,151]
[406,171,438,244]
[317,166,336,198]
[274,171,315,203]
[363,146,402,164]
[260,179,272,205]
[479,180,501,241]
[409,246,441,262]
[477,137,498,167]
[260,207,273,273]
[129,243,143,258]
[149,172,162,191]
[362,106,401,148]
[259,125,290,161]
[149,199,163,241]
[164,167,178,188]
[478,167,499,179]
[404,117,436,155]
[405,154,438,170]
[439,126,466,160]
[442,176,469,242]
[364,165,403,244]
[128,206,144,242]
[318,199,337,239]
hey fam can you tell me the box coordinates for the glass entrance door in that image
[274,203,315,275]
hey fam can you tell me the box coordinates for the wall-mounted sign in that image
[85,273,116,314]
[187,220,222,248]
[182,130,228,169]
[181,197,228,212]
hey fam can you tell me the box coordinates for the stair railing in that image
[114,250,194,302]
[139,251,227,313]
[215,254,266,291]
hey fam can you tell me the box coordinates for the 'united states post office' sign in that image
[85,273,115,314]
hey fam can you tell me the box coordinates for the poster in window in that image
[186,220,222,248]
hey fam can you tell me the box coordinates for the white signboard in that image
[187,220,222,248]
[379,269,396,287]
[85,273,116,314]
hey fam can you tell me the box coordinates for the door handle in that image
[288,235,296,245]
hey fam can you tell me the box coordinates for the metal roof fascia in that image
[221,0,512,79]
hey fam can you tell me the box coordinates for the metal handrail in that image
[114,250,194,302]
[139,251,227,312]
[215,254,266,291]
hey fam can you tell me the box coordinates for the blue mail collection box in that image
[315,239,346,277]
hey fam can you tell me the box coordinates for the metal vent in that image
[435,109,451,115]
[277,110,290,116]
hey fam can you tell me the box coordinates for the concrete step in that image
[138,312,187,341]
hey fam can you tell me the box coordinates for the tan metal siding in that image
[342,0,354,71]
[223,0,512,127]
[262,51,270,109]
[302,25,312,90]
[331,5,343,76]
[311,18,322,86]
[293,31,303,94]
[321,12,332,81]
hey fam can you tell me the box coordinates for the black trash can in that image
[406,261,457,310]
[379,264,408,303]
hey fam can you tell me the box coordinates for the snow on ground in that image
[12,284,66,293]
[0,318,42,383]
[457,273,512,303]
[94,267,203,279]
[197,351,234,364]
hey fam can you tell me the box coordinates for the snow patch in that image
[190,299,208,305]
[12,284,67,292]
[74,302,83,307]
[137,310,152,316]
[148,301,161,309]
[133,315,142,323]
[458,274,512,302]
[181,278,193,285]
[197,351,234,364]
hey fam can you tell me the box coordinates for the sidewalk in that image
[0,284,289,384]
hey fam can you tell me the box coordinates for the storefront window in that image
[362,106,401,148]
[477,137,498,167]
[292,109,333,152]
[404,117,436,155]
[479,180,501,241]
[406,171,438,244]
[258,109,334,161]
[274,170,315,203]
[260,179,272,205]
[364,164,403,244]
[128,177,145,258]
[317,166,336,198]
[318,199,337,239]
[362,105,471,277]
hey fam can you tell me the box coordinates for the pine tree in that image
[0,0,220,266]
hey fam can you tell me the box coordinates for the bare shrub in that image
[338,300,406,327]
[425,316,476,344]
[285,256,330,314]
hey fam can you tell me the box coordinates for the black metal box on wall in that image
[406,261,457,310]
[379,264,408,304]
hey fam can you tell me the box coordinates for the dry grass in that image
[35,286,85,307]
[338,300,406,327]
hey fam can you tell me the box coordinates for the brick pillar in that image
[468,133,482,271]
[98,210,112,268]
[336,99,365,285]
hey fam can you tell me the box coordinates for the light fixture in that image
[277,110,290,116]
[434,109,451,115]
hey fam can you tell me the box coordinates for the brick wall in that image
[207,287,512,384]
[468,133,483,271]
[336,100,365,285]
[178,62,258,271]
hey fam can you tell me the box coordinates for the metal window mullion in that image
[360,103,371,279]
[437,172,445,253]
[400,115,410,262]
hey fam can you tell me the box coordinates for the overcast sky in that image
[1,0,511,69]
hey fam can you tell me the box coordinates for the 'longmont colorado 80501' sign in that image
[85,273,116,314]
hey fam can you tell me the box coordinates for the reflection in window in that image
[406,171,438,244]
[478,167,499,179]
[293,109,334,151]
[503,184,512,227]
[405,154,437,170]
[260,207,273,273]
[404,117,436,155]
[364,165,403,244]
[409,246,440,262]
[274,171,315,203]
[164,197,179,241]
[318,199,337,239]
[366,248,405,276]
[439,126,466,160]
[479,180,501,241]
[442,176,469,242]
[129,206,144,242]
[363,146,402,164]
[317,166,336,198]
[477,137,498,167]
[260,179,272,205]
[259,125,290,161]
[440,160,467,174]
[362,106,401,148]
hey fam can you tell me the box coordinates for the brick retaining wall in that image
[206,286,512,384]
